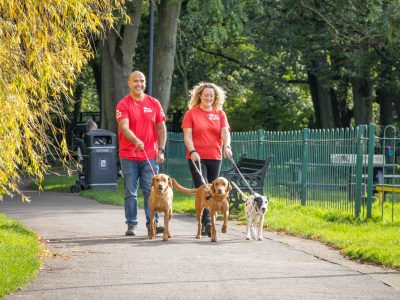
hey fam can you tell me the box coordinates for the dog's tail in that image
[172,178,197,194]
[230,181,248,198]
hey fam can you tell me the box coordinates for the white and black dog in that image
[230,181,269,241]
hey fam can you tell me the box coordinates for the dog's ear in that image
[227,180,232,192]
[168,176,173,188]
[211,181,217,193]
[152,176,156,186]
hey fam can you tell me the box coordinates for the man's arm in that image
[118,118,144,150]
[156,121,167,163]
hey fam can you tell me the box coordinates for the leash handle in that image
[228,156,256,195]
[143,148,156,176]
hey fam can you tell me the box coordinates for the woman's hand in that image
[223,145,232,159]
[190,150,201,161]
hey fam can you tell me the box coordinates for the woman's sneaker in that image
[201,223,211,237]
[125,224,137,236]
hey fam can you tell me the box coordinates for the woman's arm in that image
[221,127,232,158]
[183,127,200,161]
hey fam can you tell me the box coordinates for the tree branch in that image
[194,46,257,73]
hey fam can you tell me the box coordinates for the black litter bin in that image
[83,129,118,191]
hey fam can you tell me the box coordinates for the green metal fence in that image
[161,124,399,221]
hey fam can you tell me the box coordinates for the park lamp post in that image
[148,0,154,96]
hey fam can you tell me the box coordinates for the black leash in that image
[228,156,256,195]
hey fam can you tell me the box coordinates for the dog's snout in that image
[261,207,266,213]
[158,184,164,190]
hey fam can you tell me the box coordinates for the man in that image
[116,71,167,236]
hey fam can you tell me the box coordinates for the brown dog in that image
[149,174,173,241]
[172,177,232,242]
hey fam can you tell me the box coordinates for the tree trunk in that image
[376,87,394,126]
[153,0,182,113]
[393,98,400,123]
[307,70,321,128]
[307,55,335,129]
[376,67,396,126]
[351,71,372,125]
[336,80,353,128]
[101,0,142,133]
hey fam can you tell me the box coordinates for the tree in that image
[101,0,143,134]
[153,0,182,113]
[0,0,124,200]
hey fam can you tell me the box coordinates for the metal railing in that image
[161,124,399,221]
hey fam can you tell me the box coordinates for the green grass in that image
[29,174,77,193]
[25,174,400,270]
[0,213,42,298]
[235,199,400,269]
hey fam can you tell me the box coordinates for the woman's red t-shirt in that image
[181,107,229,160]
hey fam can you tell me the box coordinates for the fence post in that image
[366,124,375,218]
[301,128,309,206]
[257,129,266,159]
[355,126,365,218]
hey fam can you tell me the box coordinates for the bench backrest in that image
[235,156,273,175]
[330,154,385,165]
[237,158,267,173]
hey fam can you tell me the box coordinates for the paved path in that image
[1,190,400,299]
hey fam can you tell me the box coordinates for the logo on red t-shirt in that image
[116,109,122,119]
[208,114,220,121]
[144,107,152,113]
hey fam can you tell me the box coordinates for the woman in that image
[181,82,232,236]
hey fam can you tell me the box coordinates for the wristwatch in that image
[158,148,165,154]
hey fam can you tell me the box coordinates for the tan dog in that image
[149,174,173,241]
[172,177,232,242]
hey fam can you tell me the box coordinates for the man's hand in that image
[134,138,144,151]
[156,151,165,164]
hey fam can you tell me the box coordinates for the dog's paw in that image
[211,237,217,242]
[246,236,251,240]
[196,235,201,239]
[221,225,227,233]
[257,236,263,241]
[162,236,169,241]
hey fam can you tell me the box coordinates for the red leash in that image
[143,148,156,176]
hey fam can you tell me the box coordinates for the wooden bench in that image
[330,154,385,165]
[375,184,400,205]
[220,154,273,209]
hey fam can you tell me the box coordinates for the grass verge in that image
[0,213,42,298]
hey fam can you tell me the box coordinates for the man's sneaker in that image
[125,224,137,236]
[146,224,164,235]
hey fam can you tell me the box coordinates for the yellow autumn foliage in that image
[0,0,125,201]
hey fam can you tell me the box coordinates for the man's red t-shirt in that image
[116,94,166,160]
[181,107,229,160]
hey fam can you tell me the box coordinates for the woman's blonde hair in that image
[187,82,226,110]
